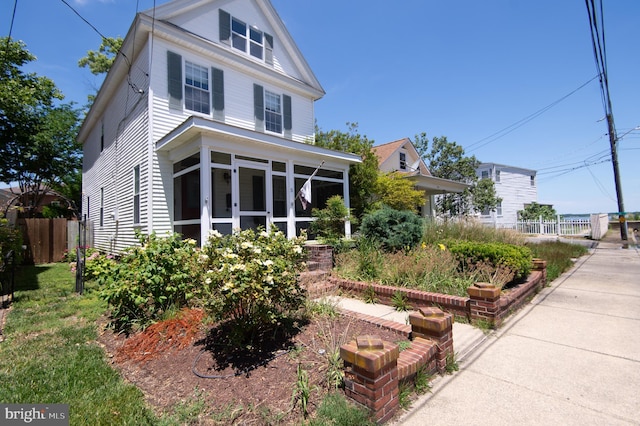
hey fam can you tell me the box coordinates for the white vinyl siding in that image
[82,44,150,253]
[475,163,537,226]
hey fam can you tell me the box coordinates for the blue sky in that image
[3,0,639,214]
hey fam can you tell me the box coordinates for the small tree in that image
[518,202,557,221]
[314,123,379,220]
[473,178,502,214]
[371,171,425,213]
[310,195,355,247]
[360,207,424,252]
[1,38,81,217]
[414,132,480,216]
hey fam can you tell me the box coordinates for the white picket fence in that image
[496,215,599,237]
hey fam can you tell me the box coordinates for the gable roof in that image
[78,0,324,143]
[373,138,430,176]
[373,138,470,195]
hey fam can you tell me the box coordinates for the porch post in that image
[343,165,352,238]
[200,146,211,245]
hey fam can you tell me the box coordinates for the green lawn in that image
[0,263,161,425]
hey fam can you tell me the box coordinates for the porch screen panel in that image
[174,168,200,221]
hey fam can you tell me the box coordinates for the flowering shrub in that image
[98,232,202,332]
[198,228,307,345]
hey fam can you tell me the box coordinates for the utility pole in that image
[605,113,627,241]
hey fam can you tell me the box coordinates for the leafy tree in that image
[0,38,82,217]
[473,178,502,214]
[315,123,379,220]
[78,37,123,75]
[372,171,425,213]
[78,36,123,103]
[310,195,355,246]
[517,202,557,221]
[414,133,500,217]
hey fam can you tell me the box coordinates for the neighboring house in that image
[78,0,360,253]
[373,139,469,217]
[0,186,72,220]
[475,162,537,226]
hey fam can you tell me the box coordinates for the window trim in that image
[264,90,282,134]
[184,61,210,115]
[399,152,407,171]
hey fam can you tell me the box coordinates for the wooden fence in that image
[17,218,69,264]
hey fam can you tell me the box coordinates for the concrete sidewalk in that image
[392,241,640,425]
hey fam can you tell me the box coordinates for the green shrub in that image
[98,232,201,332]
[198,228,307,345]
[446,240,532,281]
[310,195,356,252]
[0,216,23,267]
[360,207,423,252]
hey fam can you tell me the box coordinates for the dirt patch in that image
[97,309,408,424]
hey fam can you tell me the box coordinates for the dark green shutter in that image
[219,10,231,44]
[264,33,274,65]
[167,51,182,110]
[283,94,292,139]
[254,84,264,131]
[212,67,224,120]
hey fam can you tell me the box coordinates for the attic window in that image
[399,152,407,170]
[221,10,273,64]
[232,17,264,60]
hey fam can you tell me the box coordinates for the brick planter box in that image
[327,257,548,327]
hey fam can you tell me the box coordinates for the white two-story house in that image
[78,0,360,252]
[475,162,537,227]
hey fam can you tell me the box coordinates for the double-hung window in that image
[185,61,210,114]
[264,90,282,133]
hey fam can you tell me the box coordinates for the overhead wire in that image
[465,75,600,153]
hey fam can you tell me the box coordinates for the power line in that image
[465,75,599,153]
[585,0,627,240]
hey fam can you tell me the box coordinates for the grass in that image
[0,263,163,425]
[527,240,589,282]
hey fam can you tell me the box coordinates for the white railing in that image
[497,215,592,236]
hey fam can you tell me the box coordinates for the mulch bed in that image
[97,308,408,424]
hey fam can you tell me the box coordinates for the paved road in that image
[394,240,640,426]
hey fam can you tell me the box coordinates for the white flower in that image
[198,254,209,262]
[205,277,212,285]
[260,231,269,238]
[241,241,253,249]
[265,275,274,285]
[293,245,302,254]
[185,238,197,246]
[209,229,223,238]
[253,248,262,254]
[263,259,274,267]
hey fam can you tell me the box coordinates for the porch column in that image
[200,145,211,245]
[342,165,352,238]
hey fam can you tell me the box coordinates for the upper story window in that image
[232,18,264,60]
[495,170,501,182]
[399,152,407,170]
[265,91,282,133]
[220,10,273,64]
[185,61,210,114]
[530,175,535,187]
[481,170,489,180]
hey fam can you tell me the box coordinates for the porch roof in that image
[157,116,362,165]
[407,173,470,195]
